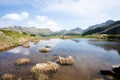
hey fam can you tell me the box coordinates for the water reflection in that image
[88,39,120,54]
[0,38,120,80]
[71,39,81,43]
[7,46,30,55]
[38,39,63,47]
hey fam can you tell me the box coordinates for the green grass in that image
[82,35,95,38]
[41,34,120,41]
[0,29,40,51]
[0,29,30,40]
[101,34,120,40]
[89,34,120,41]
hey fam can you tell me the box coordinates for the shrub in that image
[16,58,30,65]
[2,74,14,80]
[31,61,59,74]
[55,56,74,65]
[38,74,48,80]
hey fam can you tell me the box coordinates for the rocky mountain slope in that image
[82,20,120,35]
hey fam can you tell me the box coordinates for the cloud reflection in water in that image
[8,46,30,55]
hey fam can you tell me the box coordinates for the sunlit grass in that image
[31,61,59,80]
[16,58,30,65]
[2,73,14,80]
[0,29,41,51]
[22,42,30,48]
[31,61,59,74]
[55,56,74,65]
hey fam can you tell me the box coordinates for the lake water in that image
[0,38,120,80]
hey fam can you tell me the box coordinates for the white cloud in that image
[2,12,29,21]
[27,15,61,31]
[1,0,120,30]
[21,12,29,18]
[36,15,48,22]
[44,0,120,17]
[43,0,120,29]
[0,11,61,31]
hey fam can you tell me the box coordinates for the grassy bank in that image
[42,34,120,41]
[45,35,95,39]
[0,30,40,51]
[91,34,120,41]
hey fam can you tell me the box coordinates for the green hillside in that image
[0,29,40,51]
[82,20,120,36]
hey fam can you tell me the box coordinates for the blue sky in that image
[0,0,120,31]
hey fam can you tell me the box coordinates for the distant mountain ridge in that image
[69,27,83,33]
[2,26,53,36]
[51,27,83,36]
[1,26,83,36]
[63,27,83,36]
[1,20,119,37]
[82,20,120,35]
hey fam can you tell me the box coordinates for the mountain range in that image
[1,19,120,36]
[2,26,52,35]
[1,26,83,36]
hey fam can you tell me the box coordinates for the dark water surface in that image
[0,38,120,80]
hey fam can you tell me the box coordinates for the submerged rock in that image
[39,48,51,52]
[55,56,74,65]
[100,66,120,79]
[45,45,52,48]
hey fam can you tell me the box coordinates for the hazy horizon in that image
[0,0,120,31]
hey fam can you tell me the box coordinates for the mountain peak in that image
[70,27,83,31]
[73,27,83,30]
[105,20,114,25]
[69,27,83,33]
